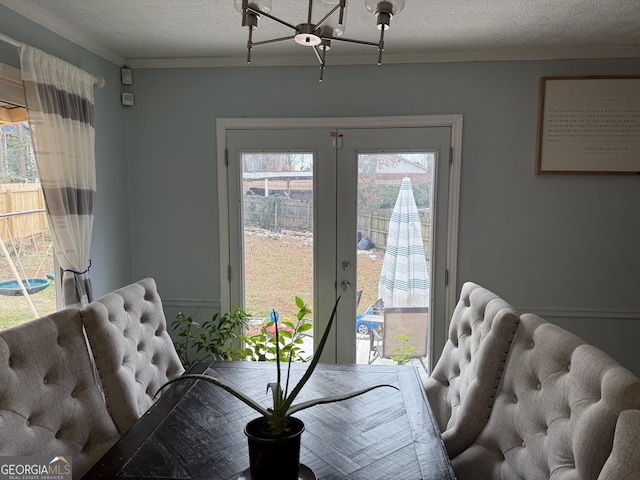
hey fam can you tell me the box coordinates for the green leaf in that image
[286,384,399,416]
[282,297,340,412]
[157,374,271,418]
[297,323,312,333]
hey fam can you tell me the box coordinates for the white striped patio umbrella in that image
[378,177,429,308]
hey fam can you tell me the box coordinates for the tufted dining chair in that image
[598,409,640,479]
[451,314,640,480]
[81,278,185,434]
[0,308,120,479]
[424,282,520,459]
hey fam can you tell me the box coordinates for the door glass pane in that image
[241,151,315,359]
[355,152,435,374]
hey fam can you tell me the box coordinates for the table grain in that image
[83,361,455,480]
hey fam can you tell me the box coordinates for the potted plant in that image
[171,305,250,368]
[158,296,397,480]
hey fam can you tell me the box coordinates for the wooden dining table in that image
[82,361,455,480]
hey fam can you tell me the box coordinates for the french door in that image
[219,117,461,367]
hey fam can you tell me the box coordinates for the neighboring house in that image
[361,154,432,186]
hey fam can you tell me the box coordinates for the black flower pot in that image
[245,417,305,480]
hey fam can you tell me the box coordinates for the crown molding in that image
[0,0,125,65]
[126,46,640,69]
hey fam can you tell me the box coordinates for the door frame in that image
[216,115,463,367]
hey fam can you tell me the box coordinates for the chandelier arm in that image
[247,7,298,31]
[377,26,385,65]
[319,47,327,82]
[312,45,327,82]
[315,4,341,30]
[307,0,314,23]
[331,36,380,48]
[312,45,323,65]
[241,0,248,27]
[251,35,297,47]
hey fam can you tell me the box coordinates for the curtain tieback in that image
[63,259,92,276]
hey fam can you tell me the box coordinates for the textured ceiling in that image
[1,0,640,67]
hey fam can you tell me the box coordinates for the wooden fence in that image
[357,211,431,254]
[0,184,47,242]
[243,196,431,253]
[244,196,313,232]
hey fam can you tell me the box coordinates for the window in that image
[0,62,56,330]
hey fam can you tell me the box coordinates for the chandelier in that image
[234,0,405,80]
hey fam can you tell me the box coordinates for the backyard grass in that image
[0,233,56,330]
[0,228,385,331]
[244,228,385,320]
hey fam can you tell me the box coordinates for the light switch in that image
[121,92,134,106]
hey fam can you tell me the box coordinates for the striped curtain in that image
[19,45,96,308]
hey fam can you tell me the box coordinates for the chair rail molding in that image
[161,296,221,310]
[514,306,640,320]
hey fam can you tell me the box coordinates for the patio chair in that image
[369,306,429,372]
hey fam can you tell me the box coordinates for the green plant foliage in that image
[171,305,250,368]
[390,334,415,366]
[239,301,312,362]
[159,296,398,437]
[358,182,431,212]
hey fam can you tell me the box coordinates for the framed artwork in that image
[536,76,640,174]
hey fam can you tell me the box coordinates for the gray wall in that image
[0,4,133,296]
[126,61,640,375]
[1,4,639,375]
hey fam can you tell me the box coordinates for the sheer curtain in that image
[19,45,96,308]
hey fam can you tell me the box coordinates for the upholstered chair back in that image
[0,309,120,479]
[598,409,640,479]
[424,282,519,458]
[81,278,184,434]
[452,314,640,480]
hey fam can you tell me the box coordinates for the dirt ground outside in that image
[243,227,385,322]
